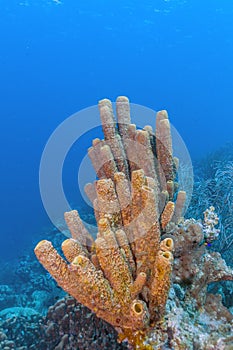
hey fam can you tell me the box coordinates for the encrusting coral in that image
[35,96,233,349]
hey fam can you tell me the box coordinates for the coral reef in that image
[0,311,43,350]
[34,96,233,349]
[186,144,233,313]
[0,296,127,350]
[39,295,128,350]
[187,145,233,265]
[0,229,65,316]
[1,292,232,350]
[0,286,16,311]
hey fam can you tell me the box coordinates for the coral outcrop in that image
[35,96,233,349]
[39,295,128,350]
[0,296,127,350]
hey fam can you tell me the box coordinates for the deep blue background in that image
[0,0,233,261]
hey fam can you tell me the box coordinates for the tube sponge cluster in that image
[35,97,233,348]
[35,97,185,342]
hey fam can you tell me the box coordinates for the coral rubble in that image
[35,96,233,349]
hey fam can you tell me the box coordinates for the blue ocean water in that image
[0,0,233,261]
